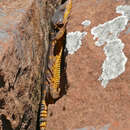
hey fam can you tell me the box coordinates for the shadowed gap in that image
[61,0,67,4]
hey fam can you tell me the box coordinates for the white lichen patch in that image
[81,19,91,27]
[99,40,127,87]
[91,5,129,88]
[91,16,128,47]
[66,31,87,54]
[116,5,130,20]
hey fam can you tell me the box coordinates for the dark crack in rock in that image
[0,114,13,130]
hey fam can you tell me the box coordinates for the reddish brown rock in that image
[47,0,130,130]
[0,0,61,129]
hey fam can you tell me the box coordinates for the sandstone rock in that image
[47,0,130,130]
[0,0,61,129]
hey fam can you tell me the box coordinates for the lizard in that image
[39,0,72,130]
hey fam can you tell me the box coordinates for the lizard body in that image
[40,0,72,130]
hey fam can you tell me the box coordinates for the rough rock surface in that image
[0,0,61,129]
[47,0,130,130]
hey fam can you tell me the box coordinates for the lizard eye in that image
[57,23,64,28]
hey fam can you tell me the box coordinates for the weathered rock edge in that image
[0,0,61,129]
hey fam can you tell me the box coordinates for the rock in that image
[0,0,61,129]
[47,0,130,130]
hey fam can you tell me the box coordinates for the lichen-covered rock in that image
[0,0,60,129]
[47,0,130,130]
[66,31,87,54]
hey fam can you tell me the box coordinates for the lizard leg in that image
[54,27,66,41]
[63,0,72,23]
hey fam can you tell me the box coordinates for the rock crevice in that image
[0,0,61,129]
